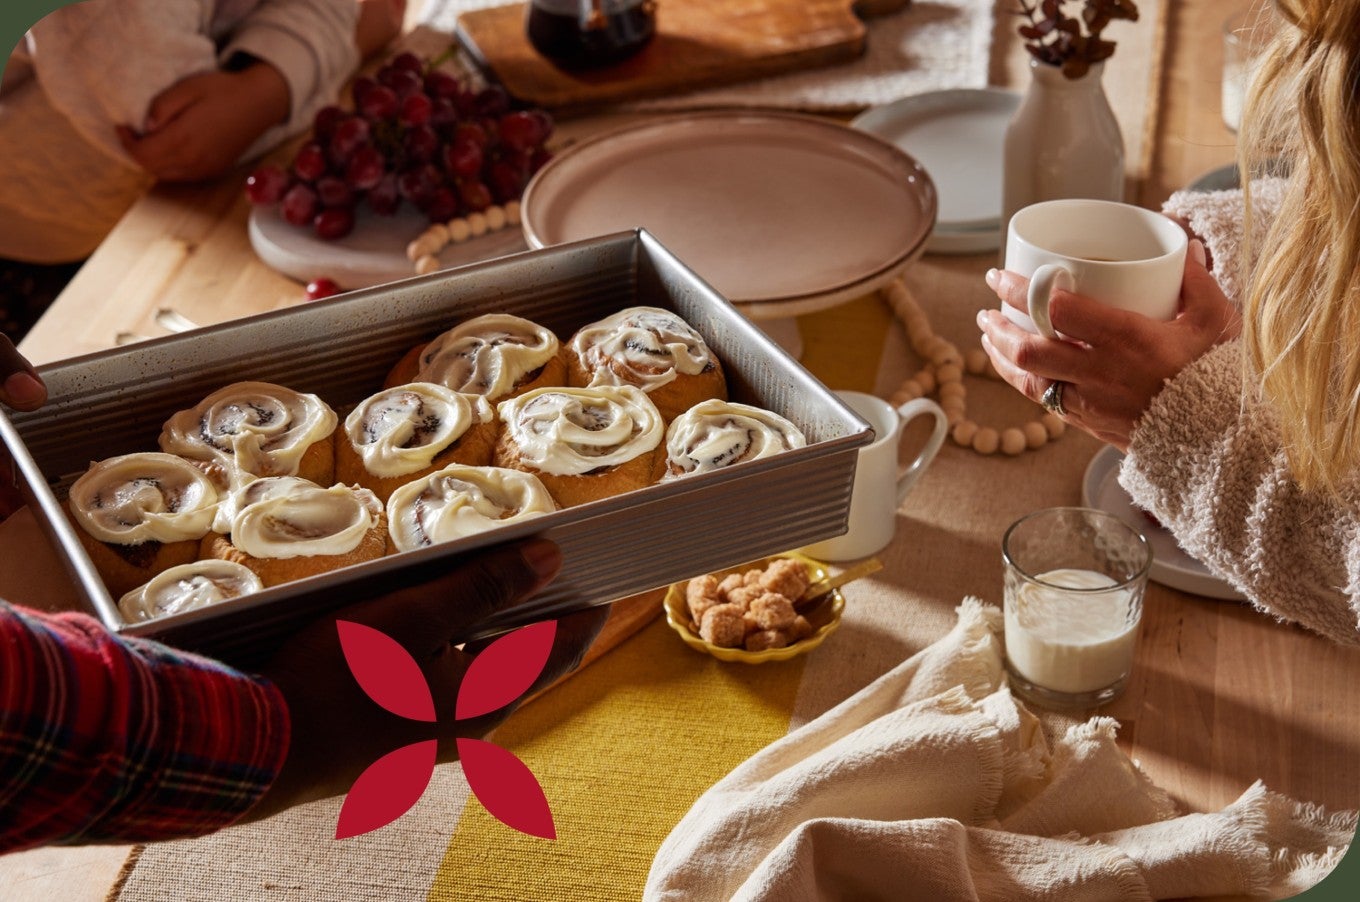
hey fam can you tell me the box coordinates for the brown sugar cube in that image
[726,585,761,609]
[699,603,747,648]
[686,574,722,624]
[791,615,814,641]
[746,592,797,631]
[744,629,792,652]
[686,573,719,603]
[717,573,745,597]
[759,557,811,599]
[742,568,764,587]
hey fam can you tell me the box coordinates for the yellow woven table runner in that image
[432,620,806,899]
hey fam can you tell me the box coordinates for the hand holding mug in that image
[977,231,1239,451]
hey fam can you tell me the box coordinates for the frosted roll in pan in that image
[0,231,872,664]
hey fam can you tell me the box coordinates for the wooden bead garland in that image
[882,278,1064,457]
[409,200,523,276]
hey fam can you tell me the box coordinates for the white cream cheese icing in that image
[569,306,716,391]
[159,381,337,484]
[118,559,264,622]
[225,476,381,559]
[68,452,219,544]
[344,384,493,479]
[387,465,556,551]
[414,313,558,399]
[497,384,663,476]
[662,400,806,480]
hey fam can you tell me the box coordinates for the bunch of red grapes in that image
[245,51,553,241]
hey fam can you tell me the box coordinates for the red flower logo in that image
[332,619,559,840]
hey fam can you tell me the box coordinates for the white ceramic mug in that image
[803,390,949,563]
[1003,199,1188,338]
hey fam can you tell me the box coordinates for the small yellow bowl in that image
[664,551,846,664]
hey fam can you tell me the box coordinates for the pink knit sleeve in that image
[1121,341,1360,644]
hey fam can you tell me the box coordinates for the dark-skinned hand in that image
[245,538,608,822]
[1,333,46,412]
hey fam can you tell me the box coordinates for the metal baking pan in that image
[0,231,871,665]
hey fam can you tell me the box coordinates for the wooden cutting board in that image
[455,0,912,111]
[525,586,665,704]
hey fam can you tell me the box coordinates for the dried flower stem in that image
[1016,0,1140,79]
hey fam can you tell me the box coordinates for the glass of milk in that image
[1001,508,1152,710]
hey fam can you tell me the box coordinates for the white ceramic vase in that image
[1001,59,1125,260]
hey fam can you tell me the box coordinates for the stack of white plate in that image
[853,88,1021,256]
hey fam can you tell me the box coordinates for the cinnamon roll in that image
[119,559,264,623]
[385,313,567,401]
[386,465,557,553]
[567,306,727,421]
[201,477,386,587]
[336,384,497,502]
[67,452,222,597]
[658,400,807,481]
[493,384,664,507]
[159,381,338,491]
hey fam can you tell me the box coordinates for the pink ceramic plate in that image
[520,111,937,319]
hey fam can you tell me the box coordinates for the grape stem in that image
[424,43,460,74]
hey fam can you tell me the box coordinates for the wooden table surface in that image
[6,1,1358,899]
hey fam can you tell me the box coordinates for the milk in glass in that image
[1004,567,1139,694]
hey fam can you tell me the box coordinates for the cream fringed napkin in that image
[644,599,1357,902]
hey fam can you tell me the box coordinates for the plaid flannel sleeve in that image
[0,601,290,852]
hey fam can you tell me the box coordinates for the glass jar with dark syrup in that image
[525,0,656,70]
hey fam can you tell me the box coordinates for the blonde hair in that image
[1238,0,1360,495]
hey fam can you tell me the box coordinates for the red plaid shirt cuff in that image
[0,601,290,851]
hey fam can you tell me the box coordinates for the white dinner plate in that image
[922,224,1007,256]
[248,203,528,290]
[852,88,1020,255]
[1185,158,1289,193]
[1186,162,1240,193]
[519,111,937,319]
[1081,445,1245,601]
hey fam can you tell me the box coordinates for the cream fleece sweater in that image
[1119,179,1360,644]
[0,0,358,262]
